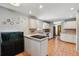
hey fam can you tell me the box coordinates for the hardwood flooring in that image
[16,37,79,56]
[48,38,77,56]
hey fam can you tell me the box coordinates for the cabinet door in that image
[31,40,40,56]
[63,21,76,29]
[43,22,50,29]
[67,35,75,43]
[60,34,66,41]
[28,39,31,54]
[66,35,73,43]
[40,39,48,56]
[77,37,79,50]
[24,38,31,54]
[73,35,76,43]
[24,38,27,53]
[36,20,43,30]
[60,34,74,43]
[29,19,37,28]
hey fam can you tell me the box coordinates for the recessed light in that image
[40,5,43,8]
[70,15,73,17]
[29,10,32,14]
[10,3,20,6]
[70,8,74,11]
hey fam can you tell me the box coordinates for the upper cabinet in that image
[63,21,76,29]
[29,18,43,30]
[29,19,37,29]
[29,18,50,30]
[43,23,50,29]
[36,20,43,30]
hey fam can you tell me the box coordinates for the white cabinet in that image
[31,38,48,56]
[24,37,31,54]
[29,19,37,28]
[43,23,50,29]
[24,37,48,56]
[60,33,76,43]
[77,37,79,50]
[40,39,48,55]
[73,35,76,43]
[29,19,44,30]
[29,18,50,30]
[63,21,76,29]
[36,20,43,30]
[31,40,41,56]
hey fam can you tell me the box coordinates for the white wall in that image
[0,7,29,36]
[49,22,54,38]
[76,11,79,51]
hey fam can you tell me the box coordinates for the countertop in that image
[24,33,48,41]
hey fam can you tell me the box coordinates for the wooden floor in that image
[16,37,79,56]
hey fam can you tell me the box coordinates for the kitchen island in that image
[24,34,48,56]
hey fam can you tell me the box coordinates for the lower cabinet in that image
[24,37,31,54]
[77,37,79,50]
[60,33,76,43]
[24,37,48,56]
[40,39,48,56]
[31,40,40,56]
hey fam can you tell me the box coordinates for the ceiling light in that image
[70,8,74,11]
[70,15,73,17]
[40,5,43,8]
[29,10,32,14]
[10,3,20,6]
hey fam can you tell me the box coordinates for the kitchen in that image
[0,3,78,56]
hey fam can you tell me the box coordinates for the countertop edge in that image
[24,36,48,41]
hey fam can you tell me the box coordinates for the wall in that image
[0,7,30,55]
[0,7,30,36]
[49,22,54,38]
[76,11,79,51]
[0,35,2,56]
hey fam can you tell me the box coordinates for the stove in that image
[31,35,46,39]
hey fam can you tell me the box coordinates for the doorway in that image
[53,25,61,38]
[57,25,61,36]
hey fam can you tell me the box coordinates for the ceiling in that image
[0,3,78,22]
